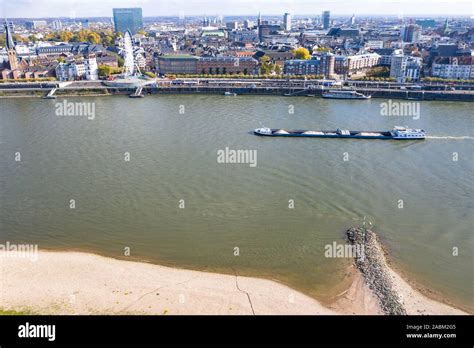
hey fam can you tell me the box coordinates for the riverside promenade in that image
[1,78,474,101]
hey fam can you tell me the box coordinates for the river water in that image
[1,95,472,310]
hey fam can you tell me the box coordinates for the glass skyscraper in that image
[322,11,331,30]
[113,8,143,34]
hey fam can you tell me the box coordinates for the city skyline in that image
[1,0,473,18]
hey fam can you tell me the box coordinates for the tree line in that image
[0,29,122,48]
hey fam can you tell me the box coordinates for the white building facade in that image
[55,55,99,81]
[432,62,473,79]
[84,55,98,80]
[390,54,422,82]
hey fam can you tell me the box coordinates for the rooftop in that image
[158,54,200,60]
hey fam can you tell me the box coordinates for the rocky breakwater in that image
[346,227,406,315]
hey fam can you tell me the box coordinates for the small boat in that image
[322,90,371,99]
[224,92,237,96]
[254,126,425,140]
[306,94,315,97]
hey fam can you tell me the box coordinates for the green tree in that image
[0,34,6,47]
[259,56,272,74]
[274,64,282,75]
[315,47,330,53]
[102,35,114,47]
[366,66,390,78]
[117,56,124,67]
[144,72,156,78]
[293,47,311,60]
[259,56,282,75]
[98,65,112,78]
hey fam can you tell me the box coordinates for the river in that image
[1,95,472,310]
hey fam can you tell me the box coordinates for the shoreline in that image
[0,249,468,315]
[346,227,470,315]
[1,85,474,101]
[0,250,336,315]
[1,92,474,103]
[377,241,472,314]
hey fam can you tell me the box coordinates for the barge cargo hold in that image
[322,90,371,99]
[254,126,426,140]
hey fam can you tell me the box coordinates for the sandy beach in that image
[0,250,467,315]
[385,267,467,315]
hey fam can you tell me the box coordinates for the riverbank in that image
[1,83,474,101]
[0,251,335,315]
[0,249,467,315]
[346,227,467,315]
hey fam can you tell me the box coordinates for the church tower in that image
[443,18,449,34]
[5,22,18,71]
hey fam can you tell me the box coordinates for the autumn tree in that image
[274,64,282,75]
[259,56,272,74]
[293,47,311,60]
[13,34,27,43]
[88,32,101,44]
[44,32,59,41]
[74,29,89,42]
[59,31,74,42]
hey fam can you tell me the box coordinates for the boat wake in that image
[426,136,474,140]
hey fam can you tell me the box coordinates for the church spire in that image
[443,18,449,33]
[5,21,15,50]
[4,20,18,71]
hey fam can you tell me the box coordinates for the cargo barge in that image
[322,90,371,99]
[254,126,426,140]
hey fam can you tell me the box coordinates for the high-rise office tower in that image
[113,8,143,34]
[283,13,292,32]
[402,24,421,43]
[322,11,331,29]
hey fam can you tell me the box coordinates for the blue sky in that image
[1,0,473,18]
